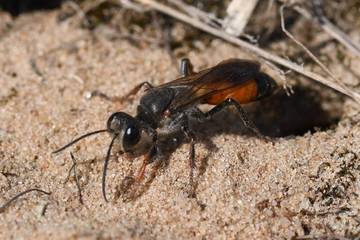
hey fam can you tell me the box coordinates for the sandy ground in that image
[0,9,360,240]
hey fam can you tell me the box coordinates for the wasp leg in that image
[135,145,157,182]
[158,111,197,197]
[182,126,196,198]
[124,146,156,200]
[180,58,194,77]
[116,81,154,103]
[124,146,157,200]
[90,81,153,103]
[190,99,268,141]
[125,157,163,201]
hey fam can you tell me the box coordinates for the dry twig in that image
[0,188,51,213]
[169,0,222,28]
[223,0,259,36]
[277,0,360,58]
[279,5,348,92]
[310,0,360,58]
[119,0,145,12]
[133,0,360,104]
[64,152,84,205]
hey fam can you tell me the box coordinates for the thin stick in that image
[134,0,360,104]
[64,163,76,184]
[293,5,360,58]
[276,0,360,58]
[119,0,146,12]
[320,19,360,58]
[0,188,51,213]
[223,0,259,36]
[309,0,360,58]
[279,5,347,90]
[69,152,84,205]
[169,0,222,27]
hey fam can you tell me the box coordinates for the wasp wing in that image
[155,59,261,112]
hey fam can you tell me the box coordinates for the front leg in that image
[135,145,157,182]
[126,145,157,200]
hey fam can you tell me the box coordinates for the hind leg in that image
[188,99,268,141]
[89,81,153,103]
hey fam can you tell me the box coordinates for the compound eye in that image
[123,126,140,150]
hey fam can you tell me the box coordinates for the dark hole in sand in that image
[191,86,343,139]
[250,86,342,137]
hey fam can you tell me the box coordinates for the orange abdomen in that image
[204,79,258,105]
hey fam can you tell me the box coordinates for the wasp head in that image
[107,112,152,153]
[53,111,155,202]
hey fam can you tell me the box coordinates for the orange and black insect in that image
[53,58,277,202]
